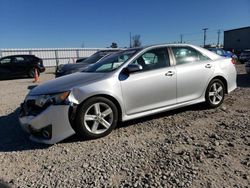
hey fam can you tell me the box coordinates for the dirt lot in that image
[0,65,249,188]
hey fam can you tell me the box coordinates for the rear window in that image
[172,46,210,65]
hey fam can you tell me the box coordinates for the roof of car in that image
[141,43,221,60]
[98,49,121,52]
[1,54,36,58]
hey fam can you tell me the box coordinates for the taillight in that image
[39,60,43,66]
[231,58,236,64]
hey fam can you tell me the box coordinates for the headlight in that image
[35,91,70,107]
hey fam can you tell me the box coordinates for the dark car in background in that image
[0,55,45,80]
[75,57,88,63]
[208,48,238,64]
[55,49,121,77]
[208,48,231,57]
[239,50,250,64]
[245,60,250,74]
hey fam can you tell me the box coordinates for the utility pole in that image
[129,32,132,48]
[202,28,208,47]
[180,34,183,43]
[217,30,221,47]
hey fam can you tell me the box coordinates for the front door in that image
[120,47,177,115]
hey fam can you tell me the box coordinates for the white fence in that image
[0,48,115,67]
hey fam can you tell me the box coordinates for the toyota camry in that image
[19,44,237,144]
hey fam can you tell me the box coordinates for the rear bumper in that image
[38,66,46,73]
[19,105,75,144]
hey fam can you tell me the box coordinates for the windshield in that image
[84,49,140,72]
[81,53,103,64]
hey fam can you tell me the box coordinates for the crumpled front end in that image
[19,94,76,144]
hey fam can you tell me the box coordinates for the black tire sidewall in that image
[28,68,40,78]
[205,79,225,108]
[75,97,118,139]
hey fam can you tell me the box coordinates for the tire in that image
[75,97,118,139]
[205,79,225,108]
[28,68,40,78]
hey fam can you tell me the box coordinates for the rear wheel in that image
[28,68,40,78]
[205,79,225,108]
[75,97,118,139]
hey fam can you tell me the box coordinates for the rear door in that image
[171,46,215,103]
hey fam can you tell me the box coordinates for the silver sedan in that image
[19,44,237,144]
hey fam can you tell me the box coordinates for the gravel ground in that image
[0,65,249,188]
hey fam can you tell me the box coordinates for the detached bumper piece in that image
[19,104,75,144]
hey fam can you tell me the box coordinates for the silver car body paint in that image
[19,44,237,144]
[19,104,75,144]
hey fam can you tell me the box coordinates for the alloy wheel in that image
[83,102,113,134]
[208,82,224,105]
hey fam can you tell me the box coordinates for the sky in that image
[0,0,249,48]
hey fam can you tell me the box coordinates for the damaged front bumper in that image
[19,102,75,145]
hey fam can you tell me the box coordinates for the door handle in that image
[165,71,175,76]
[205,64,212,68]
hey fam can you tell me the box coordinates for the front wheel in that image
[75,97,118,139]
[205,79,225,108]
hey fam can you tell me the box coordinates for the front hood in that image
[61,63,89,71]
[29,72,108,95]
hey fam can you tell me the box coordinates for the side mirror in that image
[126,64,143,73]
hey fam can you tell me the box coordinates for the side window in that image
[172,47,210,65]
[14,57,25,63]
[0,58,12,64]
[199,53,210,61]
[132,48,170,72]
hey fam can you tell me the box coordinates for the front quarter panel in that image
[69,74,124,114]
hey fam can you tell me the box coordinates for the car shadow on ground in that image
[2,71,247,150]
[61,103,209,144]
[237,73,250,88]
[0,108,49,152]
[117,103,208,130]
[0,180,11,188]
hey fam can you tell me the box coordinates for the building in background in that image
[224,26,250,53]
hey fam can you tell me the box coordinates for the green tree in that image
[110,42,118,48]
[132,35,142,47]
